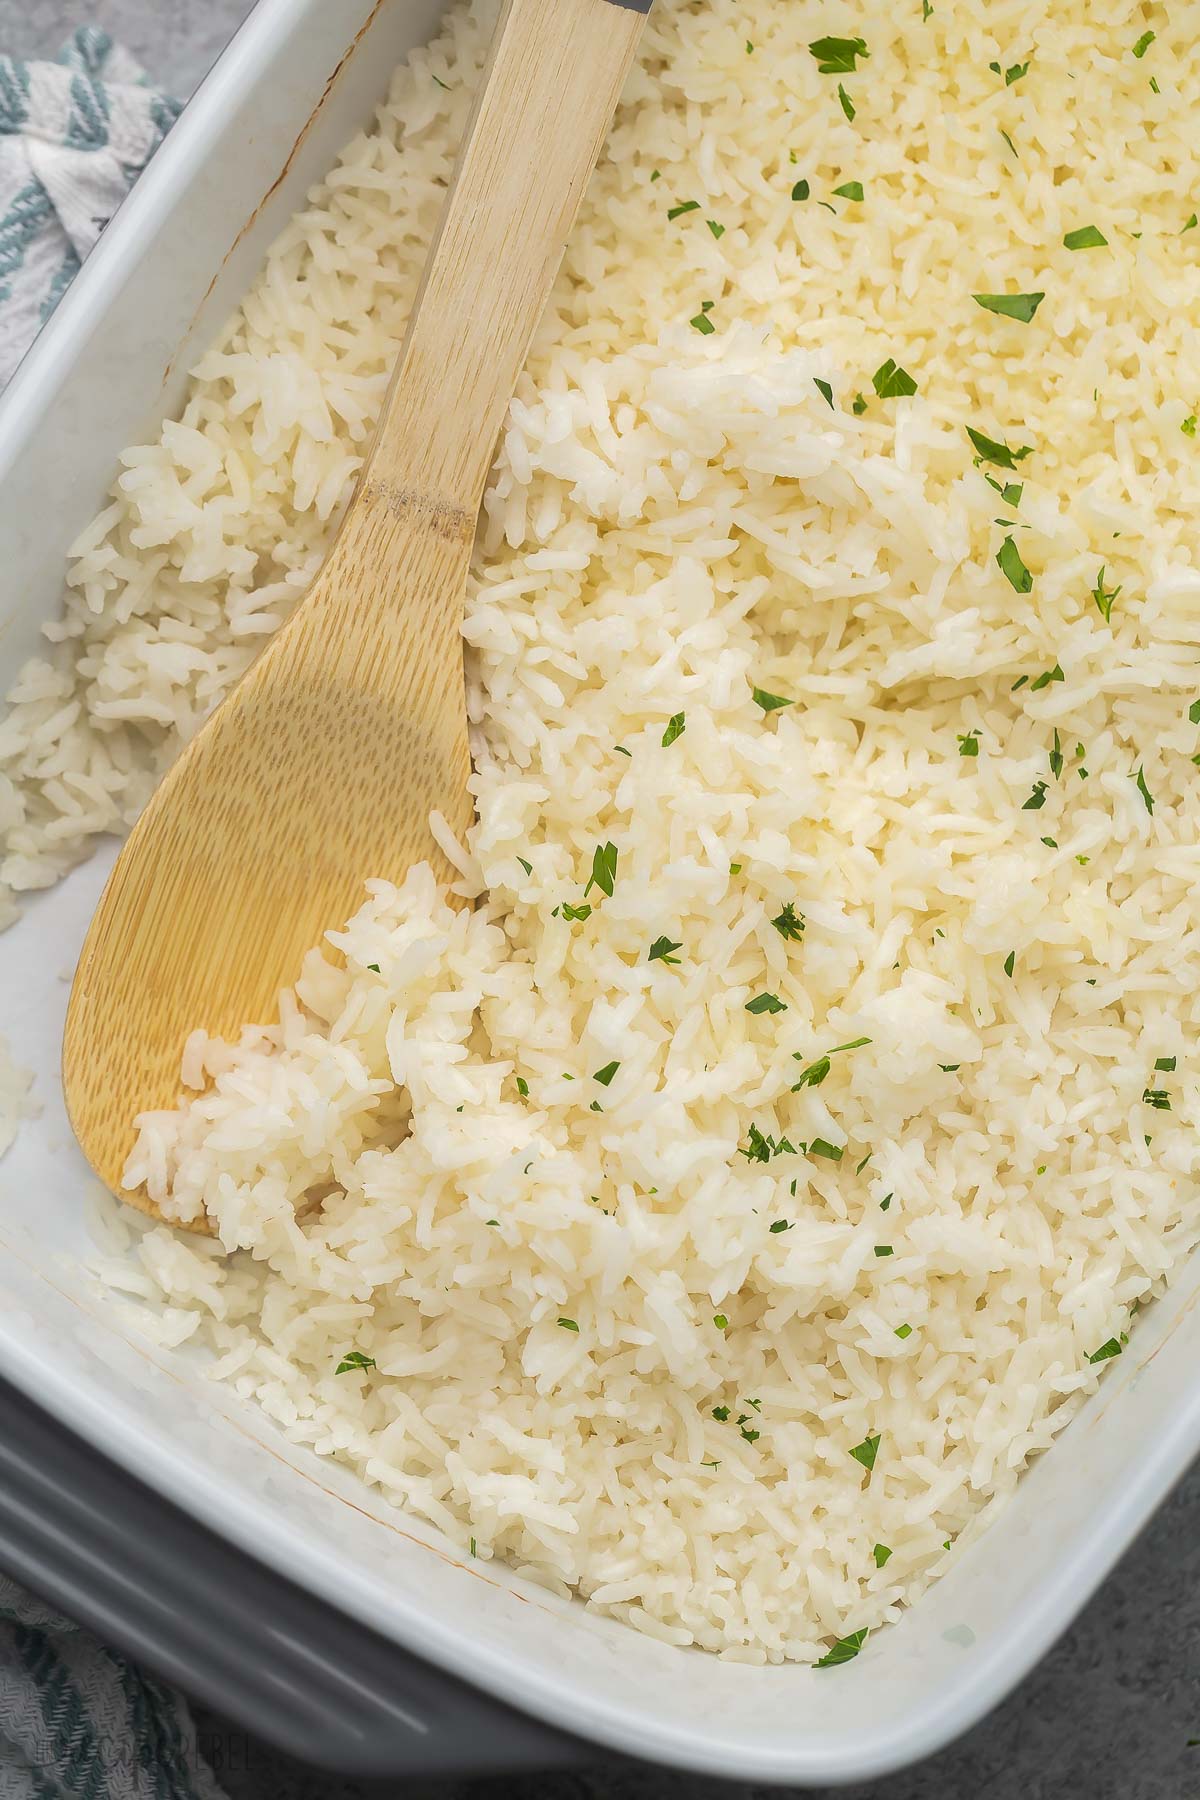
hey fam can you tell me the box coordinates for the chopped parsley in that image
[648,935,683,965]
[585,840,618,898]
[894,1323,912,1339]
[335,1351,376,1375]
[973,291,1045,323]
[1190,700,1200,725]
[1143,1087,1172,1110]
[713,1404,731,1421]
[838,84,856,121]
[872,357,918,398]
[1041,836,1058,848]
[769,1219,792,1234]
[593,1061,620,1086]
[470,1537,477,1556]
[752,686,793,713]
[1049,729,1064,780]
[1155,1056,1177,1072]
[690,311,716,335]
[808,35,870,74]
[516,1077,529,1097]
[706,219,725,239]
[1132,29,1155,57]
[366,962,380,973]
[614,744,632,756]
[667,200,701,220]
[714,1313,729,1331]
[1064,224,1108,250]
[792,178,811,202]
[874,1245,894,1258]
[999,128,1019,159]
[557,1318,580,1332]
[561,902,592,922]
[662,712,686,747]
[793,1056,831,1090]
[1030,661,1065,691]
[873,1544,893,1568]
[1133,766,1155,813]
[1091,567,1120,622]
[958,730,980,757]
[809,1138,844,1161]
[517,857,533,876]
[880,1194,892,1210]
[850,1432,880,1473]
[771,901,807,941]
[1183,416,1197,437]
[852,392,869,414]
[966,426,1032,470]
[1089,1337,1122,1362]
[833,180,865,202]
[1003,951,1016,978]
[996,535,1033,592]
[814,377,835,408]
[1184,216,1198,235]
[746,992,787,1015]
[816,1628,868,1668]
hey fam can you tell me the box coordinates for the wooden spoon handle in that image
[356,0,649,538]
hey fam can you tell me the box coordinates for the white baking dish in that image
[1,0,1198,1781]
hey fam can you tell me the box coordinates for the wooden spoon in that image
[63,0,651,1216]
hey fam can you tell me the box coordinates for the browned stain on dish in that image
[161,0,391,395]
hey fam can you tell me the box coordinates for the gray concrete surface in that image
[4,1,1199,1795]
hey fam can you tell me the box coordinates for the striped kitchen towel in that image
[0,25,179,386]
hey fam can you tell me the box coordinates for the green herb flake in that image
[431,74,449,89]
[816,1628,869,1668]
[1023,781,1048,813]
[712,1404,731,1421]
[833,180,865,202]
[792,178,811,201]
[1143,1087,1172,1110]
[997,535,1033,592]
[1134,766,1155,813]
[1005,59,1030,84]
[814,377,835,409]
[752,686,793,713]
[516,857,533,877]
[1183,415,1197,437]
[966,426,1033,470]
[335,1351,376,1375]
[366,963,381,973]
[668,200,701,221]
[516,1076,529,1097]
[872,357,918,398]
[771,901,806,942]
[809,1138,844,1162]
[690,312,716,335]
[838,83,856,121]
[793,1056,831,1090]
[1184,215,1199,235]
[1155,1056,1177,1072]
[769,1219,793,1234]
[1049,729,1064,780]
[1190,699,1200,725]
[560,902,592,922]
[874,1245,894,1258]
[873,1543,893,1568]
[999,128,1019,159]
[469,1536,477,1556]
[808,35,870,74]
[584,840,618,898]
[850,1433,880,1472]
[852,392,869,414]
[592,1061,620,1087]
[746,992,787,1015]
[1030,661,1065,691]
[614,744,632,756]
[1003,951,1016,978]
[1132,29,1155,57]
[1064,225,1108,250]
[1088,1337,1122,1363]
[894,1323,912,1339]
[958,730,980,758]
[1091,567,1121,622]
[648,935,683,965]
[662,712,686,747]
[707,219,725,239]
[730,862,743,874]
[973,291,1045,323]
[1041,836,1058,848]
[714,1313,729,1331]
[557,1317,580,1332]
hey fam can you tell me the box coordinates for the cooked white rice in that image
[5,0,1200,1662]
